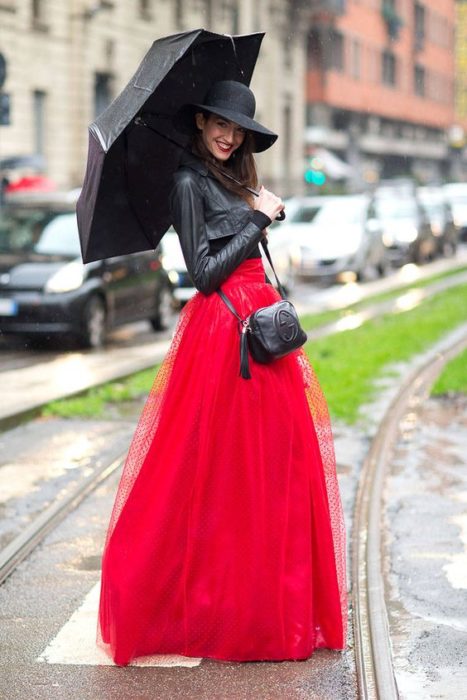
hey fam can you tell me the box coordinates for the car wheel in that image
[442,240,457,257]
[377,258,389,277]
[79,295,107,348]
[151,285,174,331]
[356,260,372,282]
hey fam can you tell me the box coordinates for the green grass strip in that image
[41,366,157,419]
[300,264,466,331]
[42,281,467,423]
[306,283,467,423]
[431,347,467,396]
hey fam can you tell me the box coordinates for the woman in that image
[98,80,347,666]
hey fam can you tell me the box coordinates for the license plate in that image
[0,298,18,316]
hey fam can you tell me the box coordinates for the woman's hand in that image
[254,186,284,221]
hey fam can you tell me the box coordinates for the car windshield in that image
[289,204,323,223]
[446,193,467,204]
[375,198,417,220]
[0,209,81,256]
[312,199,365,226]
[422,202,443,217]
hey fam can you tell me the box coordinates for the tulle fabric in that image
[98,258,347,665]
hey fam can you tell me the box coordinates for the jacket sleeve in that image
[169,170,271,295]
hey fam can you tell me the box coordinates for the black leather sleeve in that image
[169,170,270,295]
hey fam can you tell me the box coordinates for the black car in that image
[0,198,175,347]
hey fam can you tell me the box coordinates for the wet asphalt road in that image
[0,417,359,700]
[386,395,467,698]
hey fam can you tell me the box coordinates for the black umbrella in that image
[77,29,265,263]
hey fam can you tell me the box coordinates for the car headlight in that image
[45,261,85,293]
[396,227,418,243]
[168,269,180,284]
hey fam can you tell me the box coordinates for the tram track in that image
[0,452,125,586]
[352,327,467,699]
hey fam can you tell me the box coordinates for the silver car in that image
[289,195,388,282]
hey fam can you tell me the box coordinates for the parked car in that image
[443,182,467,242]
[161,213,300,302]
[417,186,459,255]
[160,227,196,306]
[0,196,175,347]
[287,194,389,282]
[373,189,436,265]
[265,196,335,288]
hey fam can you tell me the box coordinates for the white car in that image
[161,214,301,301]
[288,195,388,281]
[265,196,333,289]
[160,227,196,305]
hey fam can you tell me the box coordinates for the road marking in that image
[37,582,202,667]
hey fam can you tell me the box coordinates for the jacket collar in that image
[179,149,208,176]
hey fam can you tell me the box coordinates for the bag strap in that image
[216,242,286,381]
[260,239,287,299]
[217,288,243,323]
[217,289,251,380]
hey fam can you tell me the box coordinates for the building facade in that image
[306,0,464,186]
[0,0,310,195]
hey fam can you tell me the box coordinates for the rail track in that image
[352,327,467,699]
[0,325,466,697]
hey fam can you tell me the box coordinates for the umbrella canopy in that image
[77,29,264,263]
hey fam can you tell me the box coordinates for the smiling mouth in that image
[216,142,233,153]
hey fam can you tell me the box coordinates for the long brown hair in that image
[191,112,259,205]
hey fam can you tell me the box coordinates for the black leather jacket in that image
[169,151,271,295]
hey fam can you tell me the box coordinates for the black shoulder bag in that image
[217,240,307,380]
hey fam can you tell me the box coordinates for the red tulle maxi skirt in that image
[98,258,347,665]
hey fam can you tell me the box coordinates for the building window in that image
[351,39,361,79]
[33,90,46,155]
[382,50,397,86]
[139,0,152,20]
[382,0,403,40]
[32,0,43,21]
[175,0,183,28]
[414,64,425,96]
[230,2,239,34]
[203,0,213,26]
[32,0,48,30]
[308,29,323,70]
[326,30,345,72]
[94,73,112,119]
[414,2,425,51]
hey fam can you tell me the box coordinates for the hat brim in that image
[173,104,277,153]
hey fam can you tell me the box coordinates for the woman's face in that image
[195,112,246,161]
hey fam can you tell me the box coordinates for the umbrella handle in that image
[275,210,286,222]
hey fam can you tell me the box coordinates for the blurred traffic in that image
[0,180,464,350]
[159,182,462,309]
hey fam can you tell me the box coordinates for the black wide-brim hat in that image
[174,80,277,153]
